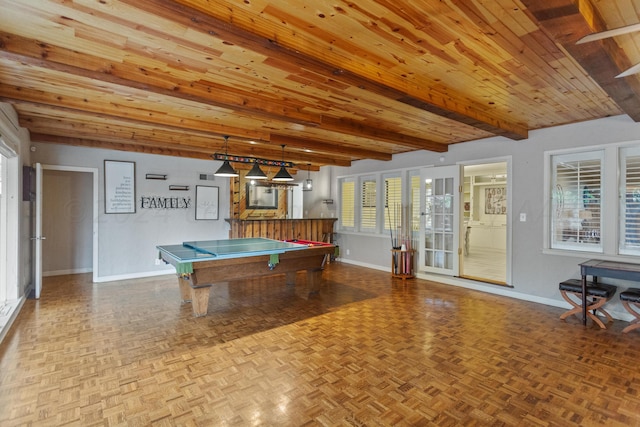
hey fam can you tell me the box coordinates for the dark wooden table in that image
[579,259,640,325]
[158,238,334,317]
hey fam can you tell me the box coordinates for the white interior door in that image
[419,165,460,276]
[33,163,44,298]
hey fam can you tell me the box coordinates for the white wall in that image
[32,143,232,281]
[325,114,640,319]
[300,168,337,219]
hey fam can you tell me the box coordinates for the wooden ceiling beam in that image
[19,114,226,152]
[30,132,342,169]
[127,0,528,140]
[270,134,393,161]
[217,144,352,167]
[31,133,215,161]
[319,117,447,152]
[523,0,640,121]
[14,101,239,141]
[13,101,352,166]
[0,81,269,142]
[12,101,272,153]
[23,111,352,166]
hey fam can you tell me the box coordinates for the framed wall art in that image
[196,185,219,220]
[485,187,506,215]
[246,184,278,209]
[104,160,136,214]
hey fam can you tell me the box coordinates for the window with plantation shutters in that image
[360,177,376,231]
[339,178,355,230]
[620,147,640,255]
[550,151,602,252]
[383,175,402,231]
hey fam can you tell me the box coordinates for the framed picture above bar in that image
[104,160,136,214]
[196,185,219,220]
[246,184,278,209]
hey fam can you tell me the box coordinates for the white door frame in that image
[35,164,99,297]
[34,163,42,298]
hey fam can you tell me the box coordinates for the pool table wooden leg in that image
[307,268,323,294]
[190,285,211,317]
[178,276,192,302]
[285,271,297,286]
[308,254,329,294]
[178,275,211,317]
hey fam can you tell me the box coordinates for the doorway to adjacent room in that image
[460,162,508,285]
[33,164,99,298]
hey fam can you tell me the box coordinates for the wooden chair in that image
[559,279,617,329]
[620,288,640,333]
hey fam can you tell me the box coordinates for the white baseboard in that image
[337,258,388,272]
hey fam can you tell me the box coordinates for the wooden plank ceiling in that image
[1,0,640,171]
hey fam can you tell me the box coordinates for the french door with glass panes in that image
[419,165,460,276]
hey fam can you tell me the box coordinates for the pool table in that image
[157,238,335,317]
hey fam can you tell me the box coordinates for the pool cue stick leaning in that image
[387,204,397,274]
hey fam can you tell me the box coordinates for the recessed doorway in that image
[460,162,508,285]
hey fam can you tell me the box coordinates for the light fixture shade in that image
[302,163,313,191]
[214,135,238,177]
[245,162,267,180]
[214,160,238,177]
[303,178,313,191]
[272,166,293,181]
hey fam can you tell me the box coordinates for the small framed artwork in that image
[196,185,219,220]
[485,187,506,215]
[246,184,278,209]
[104,160,136,214]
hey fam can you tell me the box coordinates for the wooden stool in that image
[620,288,640,333]
[559,279,617,329]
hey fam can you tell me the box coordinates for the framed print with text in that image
[104,160,136,214]
[196,185,219,220]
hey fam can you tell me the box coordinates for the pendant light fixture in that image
[272,144,293,181]
[214,136,238,177]
[302,163,313,191]
[245,161,267,180]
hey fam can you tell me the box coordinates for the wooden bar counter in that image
[226,218,337,243]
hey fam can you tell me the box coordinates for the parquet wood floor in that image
[2,264,640,426]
